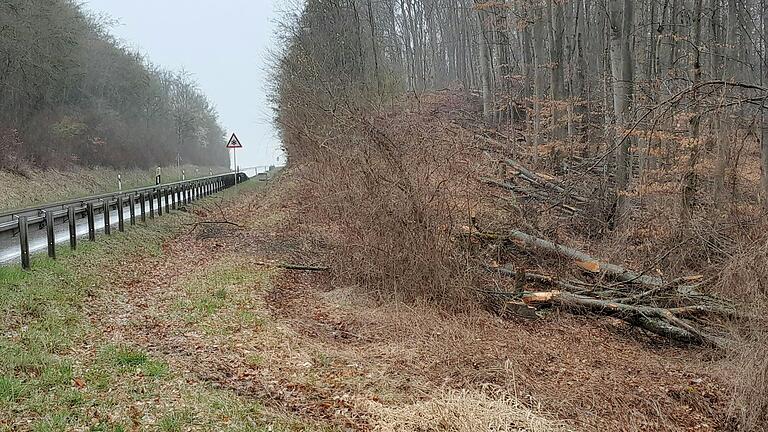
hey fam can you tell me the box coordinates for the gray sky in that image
[85,0,285,170]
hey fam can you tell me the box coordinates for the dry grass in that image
[710,232,768,431]
[0,164,227,211]
[366,390,570,432]
[727,331,768,431]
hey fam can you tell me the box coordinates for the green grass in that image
[0,376,26,403]
[112,347,148,367]
[0,210,190,431]
[176,264,268,325]
[158,409,195,432]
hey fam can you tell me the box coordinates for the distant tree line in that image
[0,0,229,170]
[276,0,768,225]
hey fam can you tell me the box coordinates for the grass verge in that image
[0,185,311,431]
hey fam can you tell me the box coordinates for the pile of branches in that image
[471,230,736,348]
[477,136,590,217]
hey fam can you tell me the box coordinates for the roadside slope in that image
[0,165,226,212]
[1,171,728,431]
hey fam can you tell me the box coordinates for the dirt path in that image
[80,176,728,431]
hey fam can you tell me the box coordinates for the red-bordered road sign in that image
[226,133,243,149]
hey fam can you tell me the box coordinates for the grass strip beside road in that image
[0,182,316,432]
[0,210,189,431]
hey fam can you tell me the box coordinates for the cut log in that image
[477,230,733,311]
[521,290,726,347]
[480,230,707,291]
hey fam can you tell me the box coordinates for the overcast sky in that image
[85,0,285,169]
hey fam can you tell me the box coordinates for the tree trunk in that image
[682,0,704,219]
[762,1,768,206]
[548,0,566,140]
[608,0,635,226]
[477,7,493,123]
[532,4,547,157]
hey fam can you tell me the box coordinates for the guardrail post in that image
[103,201,111,235]
[18,216,30,270]
[140,193,147,223]
[68,207,77,250]
[45,211,55,259]
[164,189,170,213]
[156,190,162,217]
[87,203,96,241]
[117,196,125,232]
[172,187,178,210]
[129,195,136,226]
[149,192,156,218]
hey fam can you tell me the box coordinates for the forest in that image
[274,0,768,429]
[0,0,229,171]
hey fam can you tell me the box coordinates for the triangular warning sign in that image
[226,133,243,149]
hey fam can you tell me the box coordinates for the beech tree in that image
[276,0,768,221]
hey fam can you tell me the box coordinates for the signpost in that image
[226,133,243,184]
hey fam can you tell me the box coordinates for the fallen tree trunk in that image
[520,289,726,348]
[476,229,734,311]
[486,265,738,347]
[477,230,705,290]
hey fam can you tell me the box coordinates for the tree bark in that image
[477,6,494,123]
[532,3,547,156]
[607,0,634,226]
[762,1,768,206]
[682,0,704,219]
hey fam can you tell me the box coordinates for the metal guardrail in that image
[0,172,244,269]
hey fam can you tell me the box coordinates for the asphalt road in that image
[0,167,268,266]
